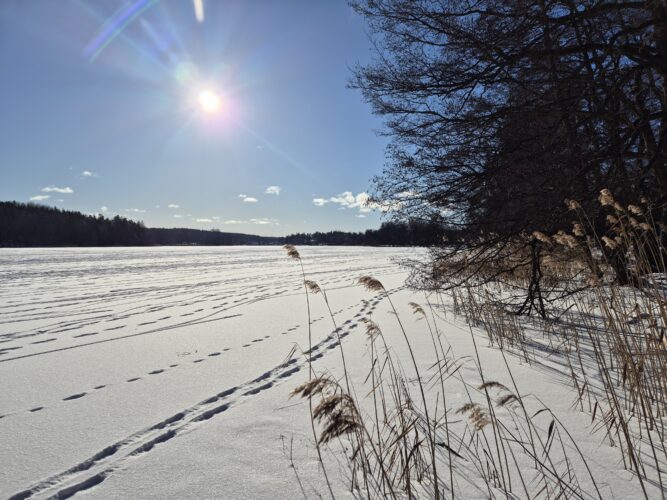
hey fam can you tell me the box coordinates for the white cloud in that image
[196,218,213,223]
[167,203,180,209]
[30,195,50,201]
[100,206,108,212]
[249,218,278,225]
[264,186,281,195]
[330,191,356,206]
[82,170,93,177]
[173,214,183,218]
[222,218,279,225]
[355,192,370,206]
[396,190,419,199]
[238,194,261,202]
[356,214,366,218]
[371,199,404,213]
[313,191,375,213]
[124,208,146,213]
[42,185,73,194]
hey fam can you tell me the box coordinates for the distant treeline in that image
[0,201,451,247]
[285,219,454,246]
[0,202,281,247]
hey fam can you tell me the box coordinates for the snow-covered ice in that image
[0,247,411,498]
[0,246,657,498]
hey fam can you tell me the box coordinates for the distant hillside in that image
[0,202,282,247]
[149,227,281,246]
[0,201,453,247]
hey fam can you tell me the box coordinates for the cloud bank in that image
[42,185,73,194]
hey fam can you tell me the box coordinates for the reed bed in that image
[282,231,647,498]
[441,190,667,498]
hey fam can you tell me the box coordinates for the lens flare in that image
[193,0,205,23]
[84,0,160,61]
[198,89,220,113]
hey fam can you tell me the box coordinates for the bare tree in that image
[351,0,667,306]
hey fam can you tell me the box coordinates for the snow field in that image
[0,246,655,498]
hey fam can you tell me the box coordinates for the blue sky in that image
[0,0,388,236]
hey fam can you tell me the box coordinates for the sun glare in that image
[198,89,220,113]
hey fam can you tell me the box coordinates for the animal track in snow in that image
[13,306,373,495]
[63,393,87,401]
[4,283,390,499]
[6,338,318,499]
[73,332,98,338]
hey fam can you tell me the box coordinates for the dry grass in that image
[283,244,625,498]
[434,190,667,498]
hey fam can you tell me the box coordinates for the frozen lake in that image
[1,246,654,499]
[0,246,414,498]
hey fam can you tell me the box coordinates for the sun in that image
[198,89,221,113]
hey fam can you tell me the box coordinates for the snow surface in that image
[0,246,656,499]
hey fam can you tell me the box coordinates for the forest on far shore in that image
[0,201,451,247]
